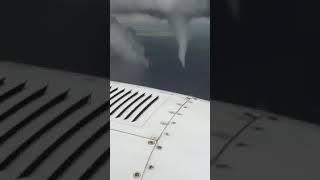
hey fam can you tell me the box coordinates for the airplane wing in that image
[110,81,210,180]
[2,61,318,180]
[0,62,210,180]
[0,62,108,180]
[213,101,320,180]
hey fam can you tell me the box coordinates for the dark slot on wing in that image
[110,89,125,101]
[19,100,110,178]
[110,88,118,94]
[48,122,109,180]
[0,90,69,146]
[110,92,138,116]
[132,96,159,122]
[116,93,145,118]
[0,94,91,170]
[125,95,152,120]
[0,85,48,123]
[0,78,5,86]
[110,91,131,108]
[79,149,109,180]
[0,82,26,104]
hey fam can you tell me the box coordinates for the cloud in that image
[110,0,210,67]
[110,16,149,67]
[110,0,210,17]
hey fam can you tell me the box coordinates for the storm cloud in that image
[110,16,149,67]
[110,0,210,67]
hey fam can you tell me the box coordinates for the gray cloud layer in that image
[110,0,210,67]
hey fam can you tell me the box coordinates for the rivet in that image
[164,132,170,136]
[148,165,155,170]
[133,172,141,178]
[160,121,168,125]
[156,145,162,150]
[148,141,155,145]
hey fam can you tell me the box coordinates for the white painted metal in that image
[110,130,154,180]
[110,81,210,180]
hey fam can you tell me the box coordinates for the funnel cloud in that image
[110,0,210,67]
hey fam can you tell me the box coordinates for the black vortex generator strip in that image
[0,62,109,180]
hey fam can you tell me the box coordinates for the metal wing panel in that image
[110,130,155,180]
[141,98,210,180]
[0,62,109,180]
[110,81,189,140]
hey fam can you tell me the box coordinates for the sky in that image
[110,14,211,99]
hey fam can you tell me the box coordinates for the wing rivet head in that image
[133,172,141,178]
